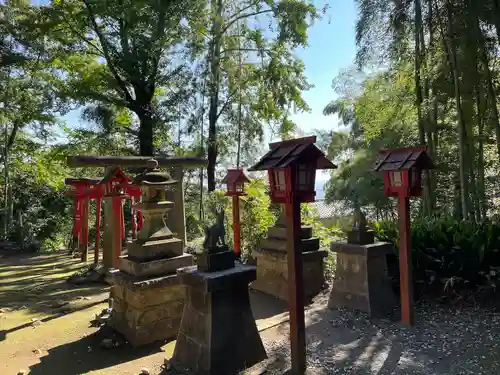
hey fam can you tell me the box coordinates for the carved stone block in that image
[329,241,397,317]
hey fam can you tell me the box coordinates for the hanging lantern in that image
[223,169,250,197]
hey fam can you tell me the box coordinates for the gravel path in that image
[247,296,500,375]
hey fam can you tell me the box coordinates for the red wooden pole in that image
[131,197,137,239]
[72,198,78,236]
[120,200,125,242]
[112,197,122,268]
[398,196,414,326]
[80,197,90,262]
[232,195,241,258]
[285,173,307,374]
[137,199,144,231]
[94,197,102,265]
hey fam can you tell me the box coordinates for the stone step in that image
[267,225,313,240]
[119,253,193,278]
[260,237,320,252]
[127,237,184,260]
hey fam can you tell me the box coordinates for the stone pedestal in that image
[197,246,235,272]
[251,212,327,301]
[109,271,186,346]
[171,265,267,375]
[329,241,397,317]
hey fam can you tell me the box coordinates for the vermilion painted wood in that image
[232,195,241,257]
[398,197,414,326]
[286,166,307,374]
[224,168,250,257]
[94,197,102,265]
[374,145,435,327]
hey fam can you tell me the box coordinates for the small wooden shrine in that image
[222,168,251,258]
[373,146,435,326]
[249,136,336,374]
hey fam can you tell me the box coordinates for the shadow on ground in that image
[28,327,166,375]
[0,250,109,314]
[0,297,107,343]
[249,290,288,321]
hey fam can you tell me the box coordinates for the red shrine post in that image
[99,167,133,269]
[223,168,251,259]
[249,136,336,374]
[373,146,434,326]
[65,178,101,262]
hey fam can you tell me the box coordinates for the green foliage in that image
[372,216,500,296]
[239,179,279,261]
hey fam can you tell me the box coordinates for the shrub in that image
[371,216,500,297]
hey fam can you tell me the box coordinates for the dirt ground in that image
[2,250,500,375]
[0,250,291,375]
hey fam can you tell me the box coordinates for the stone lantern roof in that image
[132,159,177,186]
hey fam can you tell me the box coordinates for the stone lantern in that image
[249,136,336,374]
[109,159,194,347]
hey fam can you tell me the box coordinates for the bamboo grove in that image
[322,0,500,221]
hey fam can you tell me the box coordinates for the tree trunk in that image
[414,0,432,214]
[476,87,487,218]
[445,0,471,219]
[236,17,243,169]
[475,18,500,159]
[137,107,155,156]
[207,0,224,191]
[492,0,500,47]
[426,0,437,210]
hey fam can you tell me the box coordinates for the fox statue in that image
[203,207,226,250]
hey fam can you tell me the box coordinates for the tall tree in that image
[32,0,205,156]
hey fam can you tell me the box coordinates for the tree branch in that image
[148,6,168,88]
[220,9,273,36]
[215,75,255,121]
[220,47,272,55]
[81,0,135,105]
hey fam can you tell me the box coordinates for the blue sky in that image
[289,0,357,187]
[290,0,356,136]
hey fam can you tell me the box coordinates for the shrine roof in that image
[248,136,336,171]
[373,146,435,172]
[99,167,132,184]
[222,169,251,185]
[64,177,101,185]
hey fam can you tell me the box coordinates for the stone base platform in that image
[119,253,193,278]
[329,241,397,317]
[171,265,267,375]
[250,248,327,302]
[108,270,188,346]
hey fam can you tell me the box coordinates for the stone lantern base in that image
[170,265,267,375]
[250,223,327,301]
[109,270,188,346]
[329,241,397,317]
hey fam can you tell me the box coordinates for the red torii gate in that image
[65,169,143,267]
[65,177,100,262]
